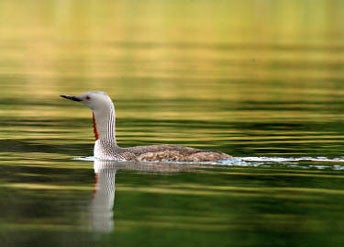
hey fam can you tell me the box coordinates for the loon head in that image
[60,91,113,111]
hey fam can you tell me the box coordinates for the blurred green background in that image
[1,0,343,98]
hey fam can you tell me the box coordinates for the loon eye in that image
[86,95,91,100]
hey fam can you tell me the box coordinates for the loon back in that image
[122,144,231,162]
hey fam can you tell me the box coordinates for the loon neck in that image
[92,105,117,145]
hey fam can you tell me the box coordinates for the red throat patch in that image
[92,112,99,140]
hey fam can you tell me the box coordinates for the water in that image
[1,1,344,246]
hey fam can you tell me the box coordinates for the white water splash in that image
[220,157,344,170]
[241,156,344,163]
[73,156,95,161]
[73,156,344,171]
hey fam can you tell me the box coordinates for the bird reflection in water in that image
[90,159,199,233]
[90,160,116,232]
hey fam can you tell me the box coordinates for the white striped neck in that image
[92,101,117,145]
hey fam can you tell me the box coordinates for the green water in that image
[1,1,344,246]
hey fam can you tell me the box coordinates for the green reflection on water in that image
[109,166,344,247]
[2,160,343,247]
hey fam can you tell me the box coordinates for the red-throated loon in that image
[60,91,231,162]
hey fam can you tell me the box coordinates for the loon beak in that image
[60,94,82,102]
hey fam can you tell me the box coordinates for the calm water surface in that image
[1,1,344,247]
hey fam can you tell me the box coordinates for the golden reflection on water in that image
[0,0,343,199]
[0,1,343,101]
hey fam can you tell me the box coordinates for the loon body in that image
[61,91,231,162]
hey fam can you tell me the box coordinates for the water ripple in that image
[74,156,344,171]
[221,157,344,170]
